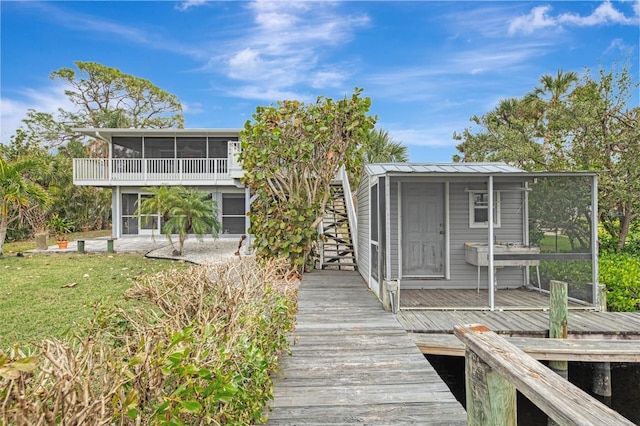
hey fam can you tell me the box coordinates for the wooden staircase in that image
[320,182,357,270]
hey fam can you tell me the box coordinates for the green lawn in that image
[0,253,188,349]
[3,229,112,254]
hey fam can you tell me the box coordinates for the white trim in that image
[397,181,403,282]
[445,181,450,280]
[592,174,599,309]
[488,177,495,311]
[385,175,392,281]
[469,190,501,228]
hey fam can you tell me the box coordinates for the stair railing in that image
[336,165,358,263]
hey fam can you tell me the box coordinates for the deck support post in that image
[465,348,517,426]
[548,280,568,426]
[593,283,612,398]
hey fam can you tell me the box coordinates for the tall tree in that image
[0,155,50,257]
[453,97,543,168]
[51,61,184,156]
[364,128,408,163]
[240,88,376,272]
[454,65,640,249]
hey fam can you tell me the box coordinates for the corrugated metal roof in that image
[364,162,525,176]
[73,128,241,139]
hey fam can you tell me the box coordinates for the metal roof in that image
[73,128,242,140]
[364,162,525,175]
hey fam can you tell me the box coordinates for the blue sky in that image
[2,1,638,162]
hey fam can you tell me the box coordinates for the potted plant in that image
[48,215,74,249]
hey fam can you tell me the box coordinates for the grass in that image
[540,233,573,252]
[3,229,112,254]
[0,253,188,349]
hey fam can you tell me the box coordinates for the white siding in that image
[356,173,370,284]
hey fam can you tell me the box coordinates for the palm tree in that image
[525,69,579,159]
[364,128,409,163]
[136,186,221,255]
[0,155,50,257]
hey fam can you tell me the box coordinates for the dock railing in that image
[454,324,634,426]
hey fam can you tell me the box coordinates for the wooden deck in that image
[400,287,592,311]
[266,270,466,425]
[398,309,640,339]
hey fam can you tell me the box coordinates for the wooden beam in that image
[411,333,640,362]
[454,324,634,426]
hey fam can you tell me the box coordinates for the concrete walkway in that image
[29,236,242,264]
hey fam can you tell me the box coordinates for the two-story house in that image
[73,128,249,239]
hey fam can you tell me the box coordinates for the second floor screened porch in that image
[72,128,243,186]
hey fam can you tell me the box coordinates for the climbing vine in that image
[240,88,376,272]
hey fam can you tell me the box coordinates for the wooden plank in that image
[267,270,467,424]
[455,324,634,426]
[410,333,640,361]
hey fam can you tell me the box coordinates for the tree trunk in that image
[617,204,632,251]
[0,212,8,257]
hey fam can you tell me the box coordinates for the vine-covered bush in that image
[0,258,298,424]
[240,88,376,272]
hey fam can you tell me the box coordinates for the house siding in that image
[356,173,370,286]
[385,177,528,290]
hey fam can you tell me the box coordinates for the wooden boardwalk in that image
[398,309,640,338]
[266,270,466,425]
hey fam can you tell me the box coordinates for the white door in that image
[402,183,445,277]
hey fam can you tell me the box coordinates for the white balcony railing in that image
[73,157,242,184]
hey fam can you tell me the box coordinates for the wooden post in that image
[454,324,634,425]
[548,280,568,426]
[465,348,517,426]
[593,284,612,398]
[107,239,114,253]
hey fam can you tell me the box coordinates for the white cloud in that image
[508,5,557,35]
[220,1,370,95]
[605,38,634,54]
[1,83,74,144]
[508,1,639,35]
[558,1,637,26]
[176,0,208,12]
[181,101,204,114]
[226,85,314,104]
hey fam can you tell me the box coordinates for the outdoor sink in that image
[464,242,540,267]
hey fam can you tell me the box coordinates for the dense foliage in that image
[454,65,639,251]
[1,61,184,245]
[0,258,298,424]
[240,88,376,272]
[600,253,640,312]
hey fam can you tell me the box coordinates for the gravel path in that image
[146,237,248,265]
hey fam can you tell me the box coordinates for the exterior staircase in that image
[320,182,357,270]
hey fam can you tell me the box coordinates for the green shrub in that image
[600,252,640,312]
[0,258,298,425]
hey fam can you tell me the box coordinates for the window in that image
[469,191,500,228]
[112,137,142,158]
[222,193,245,234]
[144,137,175,158]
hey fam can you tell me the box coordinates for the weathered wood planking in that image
[410,333,640,361]
[397,309,640,339]
[456,324,635,426]
[400,287,590,310]
[266,270,467,425]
